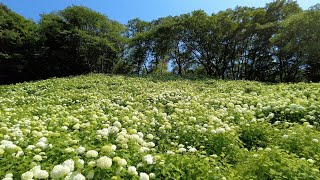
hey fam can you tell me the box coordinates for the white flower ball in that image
[216,128,226,134]
[26,145,35,151]
[88,161,96,167]
[33,155,42,161]
[2,175,13,180]
[283,134,289,139]
[128,166,138,176]
[167,151,175,155]
[39,137,48,143]
[178,148,187,153]
[64,147,75,153]
[86,150,98,158]
[143,154,154,164]
[65,172,86,180]
[139,172,149,180]
[34,170,49,179]
[146,134,154,140]
[36,142,47,149]
[76,146,86,154]
[51,165,69,179]
[307,159,315,164]
[21,171,34,180]
[119,158,127,166]
[63,159,75,172]
[4,173,13,179]
[265,148,272,152]
[97,156,112,169]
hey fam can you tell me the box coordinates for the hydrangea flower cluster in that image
[0,74,319,179]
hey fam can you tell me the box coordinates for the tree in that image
[126,18,151,74]
[274,6,320,81]
[0,3,38,84]
[38,6,125,77]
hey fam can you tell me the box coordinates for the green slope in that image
[0,74,319,179]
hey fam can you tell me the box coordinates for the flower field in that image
[0,74,319,179]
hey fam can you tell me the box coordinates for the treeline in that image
[1,1,320,84]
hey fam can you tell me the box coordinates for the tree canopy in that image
[1,1,320,84]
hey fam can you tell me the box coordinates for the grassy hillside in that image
[0,74,319,179]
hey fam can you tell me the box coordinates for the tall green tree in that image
[126,18,151,74]
[274,5,320,81]
[0,3,38,83]
[38,6,125,77]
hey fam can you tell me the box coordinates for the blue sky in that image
[0,0,318,24]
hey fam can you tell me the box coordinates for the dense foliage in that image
[0,74,320,179]
[0,0,320,84]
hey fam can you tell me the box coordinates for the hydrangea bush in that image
[0,74,319,179]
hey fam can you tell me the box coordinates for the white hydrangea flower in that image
[39,137,48,143]
[30,165,41,174]
[307,159,315,164]
[109,126,119,134]
[2,178,13,180]
[306,125,313,128]
[63,159,75,172]
[33,155,42,161]
[64,147,74,153]
[86,150,98,158]
[118,158,127,166]
[146,134,154,140]
[26,145,36,150]
[36,142,47,149]
[139,147,150,153]
[97,156,112,169]
[76,146,86,154]
[167,151,175,155]
[65,172,85,180]
[143,154,154,164]
[128,166,138,176]
[178,144,184,148]
[113,121,122,128]
[178,148,187,153]
[147,142,155,147]
[137,132,144,138]
[189,147,197,153]
[97,128,109,137]
[16,150,24,157]
[4,173,13,180]
[33,169,49,179]
[216,128,226,134]
[265,148,272,152]
[139,172,149,180]
[21,171,34,180]
[211,130,217,134]
[88,161,96,167]
[51,165,70,179]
